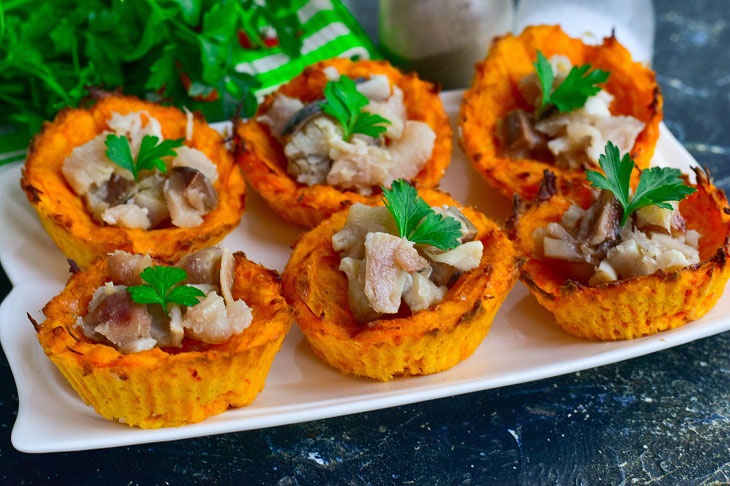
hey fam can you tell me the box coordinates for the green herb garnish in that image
[382,179,463,250]
[319,76,391,141]
[534,50,610,117]
[105,134,184,181]
[586,141,697,226]
[0,0,310,148]
[127,266,205,316]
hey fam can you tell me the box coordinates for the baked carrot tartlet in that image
[235,58,452,228]
[511,142,730,340]
[33,248,292,428]
[282,180,520,381]
[21,94,246,269]
[460,24,662,200]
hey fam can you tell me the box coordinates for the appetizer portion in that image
[236,58,452,228]
[64,113,218,230]
[511,142,730,340]
[21,94,245,269]
[282,181,520,381]
[34,248,292,428]
[460,25,661,200]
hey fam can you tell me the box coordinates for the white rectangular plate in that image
[1,90,726,453]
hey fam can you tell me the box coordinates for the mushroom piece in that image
[433,206,478,242]
[280,102,325,137]
[578,190,620,247]
[164,167,217,227]
[177,247,223,285]
[107,250,152,286]
[81,284,154,352]
[498,109,548,159]
[175,166,218,214]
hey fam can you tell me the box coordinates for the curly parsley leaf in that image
[586,141,697,226]
[104,134,135,176]
[320,76,390,141]
[382,179,463,250]
[534,50,610,117]
[127,266,205,316]
[136,136,184,173]
[105,134,184,181]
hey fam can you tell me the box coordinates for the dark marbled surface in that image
[2,1,730,484]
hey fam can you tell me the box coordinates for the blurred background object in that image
[377,0,514,89]
[514,0,655,64]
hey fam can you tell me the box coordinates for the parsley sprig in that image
[320,76,391,141]
[127,266,205,316]
[534,50,610,118]
[382,180,463,250]
[0,0,309,150]
[105,134,184,181]
[586,142,697,226]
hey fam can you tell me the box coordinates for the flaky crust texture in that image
[510,168,730,340]
[21,95,246,269]
[460,25,662,200]
[281,189,520,381]
[235,58,452,229]
[35,252,292,428]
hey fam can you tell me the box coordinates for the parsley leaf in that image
[586,141,697,226]
[382,179,463,250]
[136,136,184,173]
[534,50,610,117]
[105,134,184,181]
[127,266,205,316]
[320,76,390,141]
[104,134,135,176]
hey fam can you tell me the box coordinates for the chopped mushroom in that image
[579,190,620,246]
[163,167,216,227]
[107,251,152,286]
[172,146,218,183]
[80,283,155,353]
[433,206,478,242]
[498,109,548,159]
[178,247,223,285]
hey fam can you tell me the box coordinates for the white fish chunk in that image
[424,241,483,272]
[385,121,436,183]
[258,94,305,137]
[332,204,398,259]
[403,271,447,313]
[102,204,151,229]
[363,232,426,313]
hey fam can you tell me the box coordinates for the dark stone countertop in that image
[2,1,730,483]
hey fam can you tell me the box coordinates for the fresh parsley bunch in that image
[105,135,184,181]
[127,266,206,316]
[0,0,304,143]
[534,50,610,117]
[382,180,463,250]
[587,141,697,226]
[320,77,391,141]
